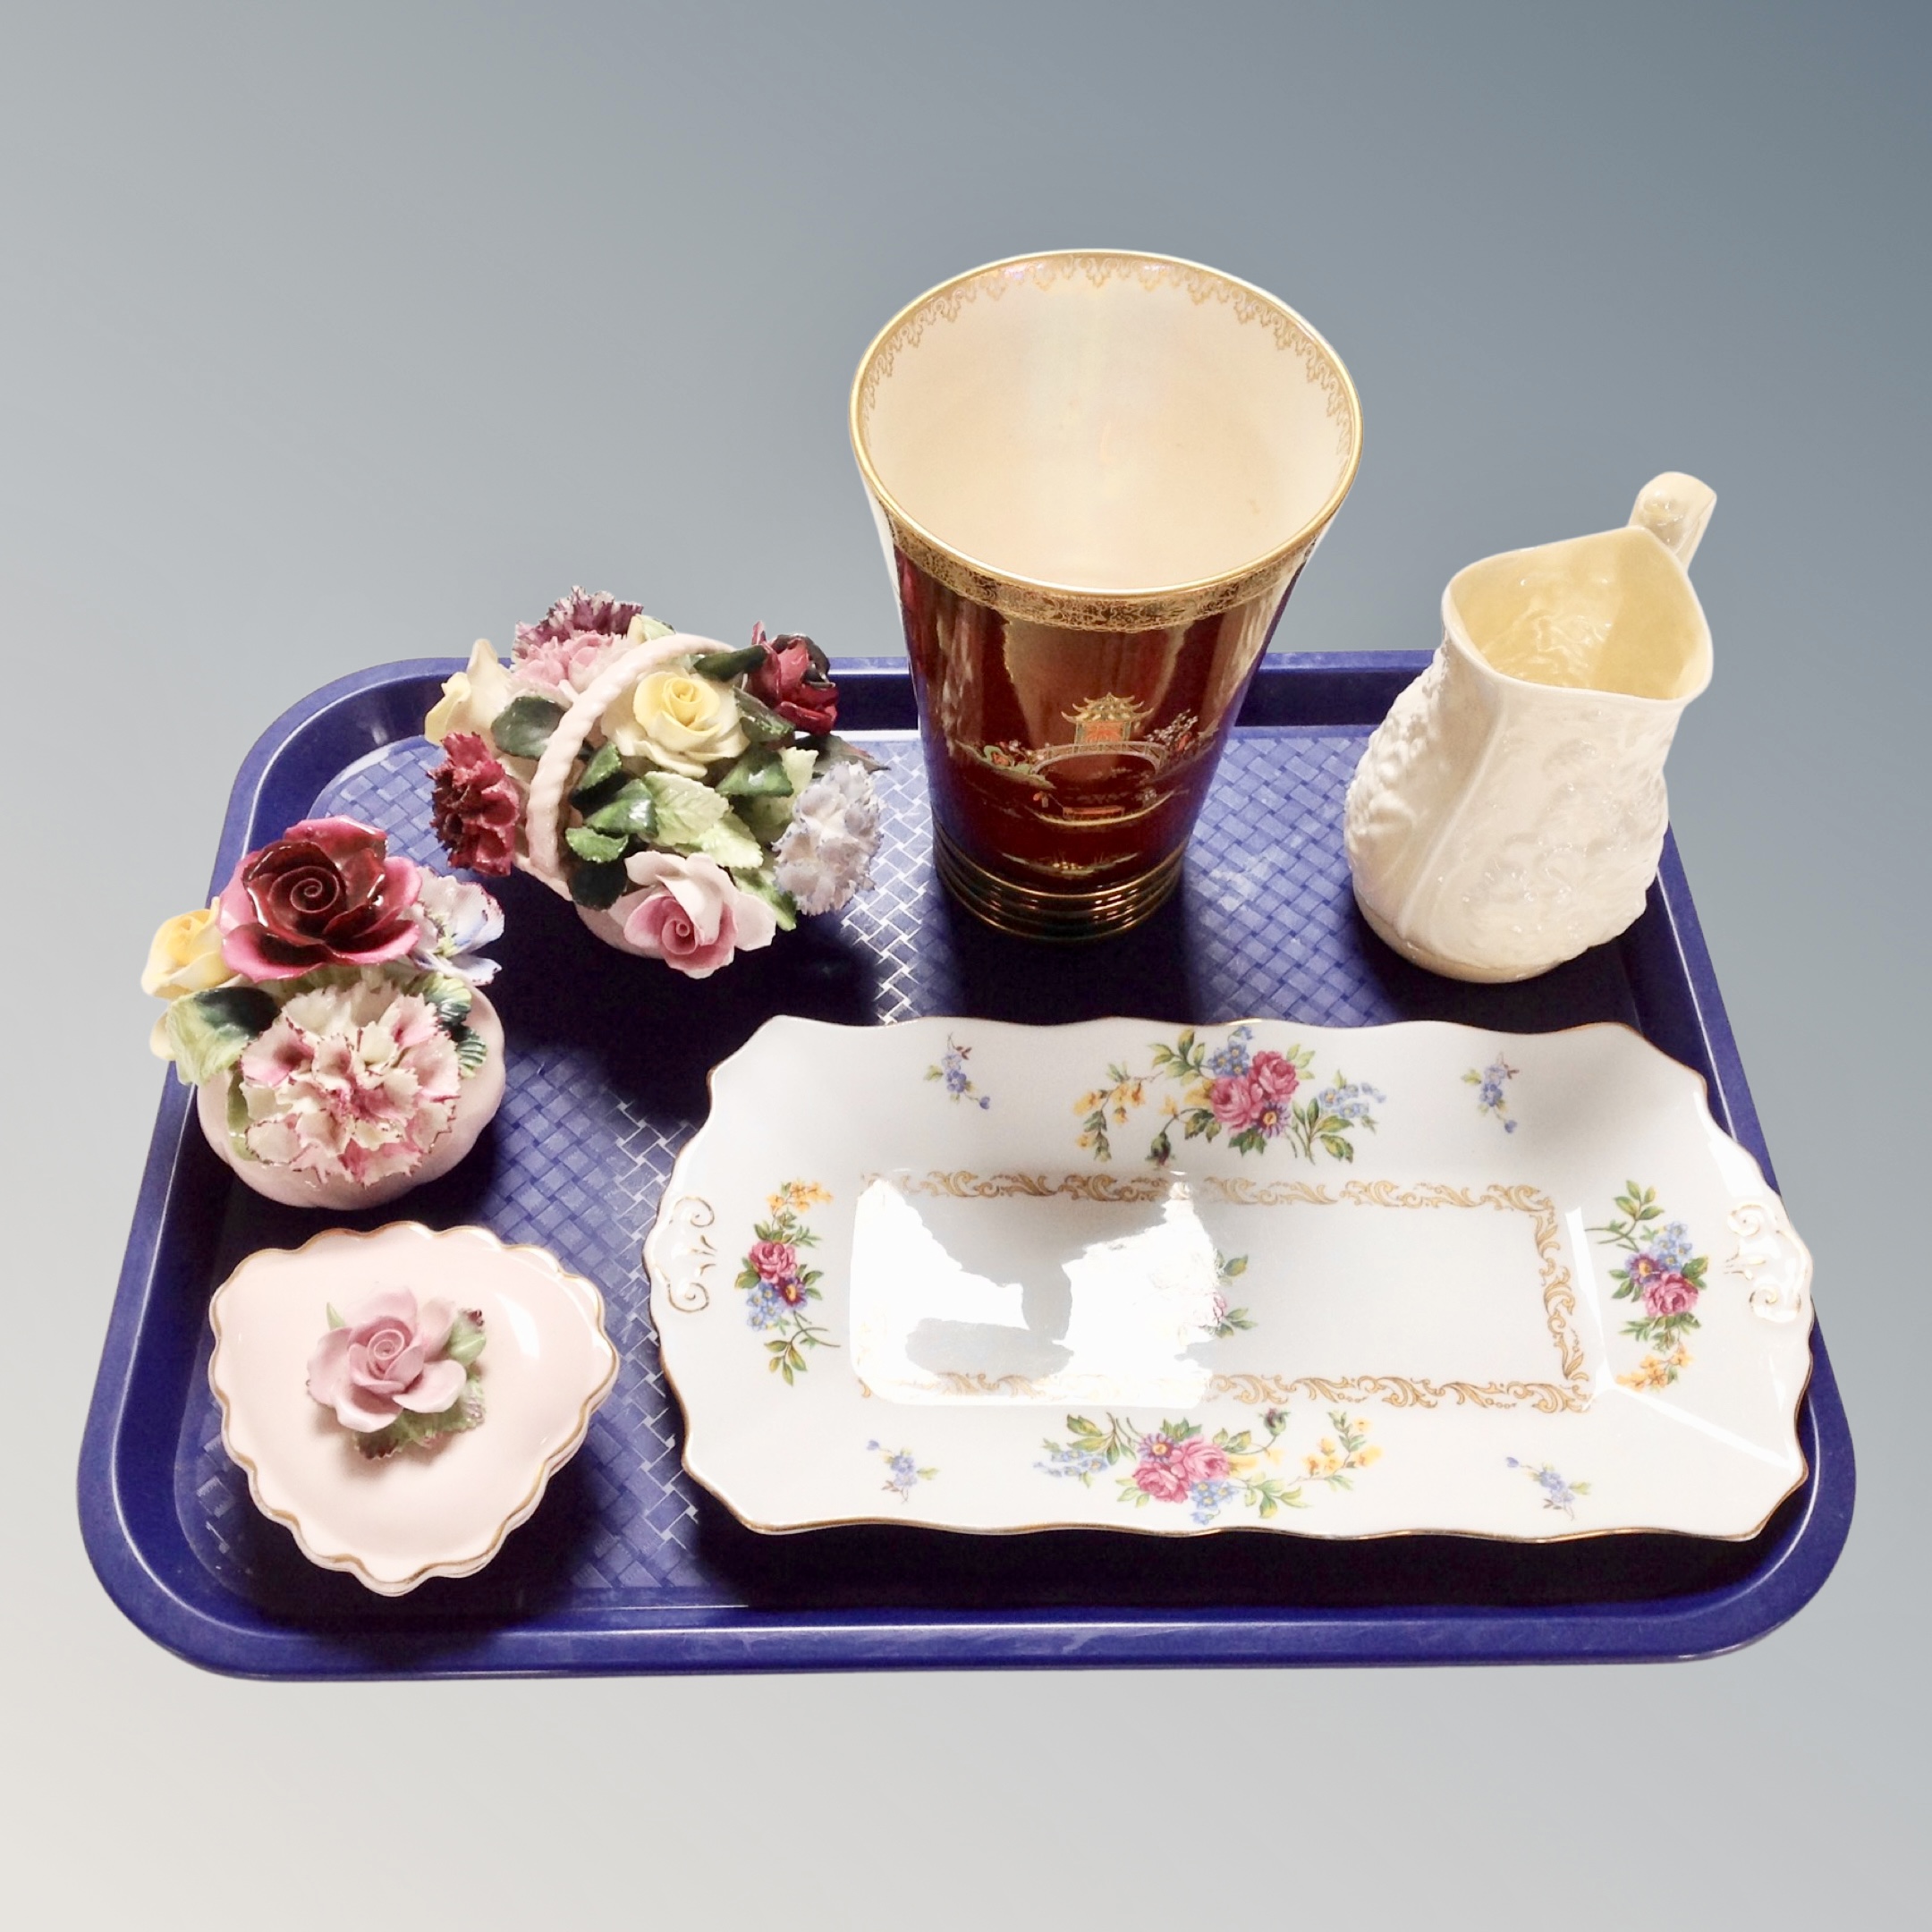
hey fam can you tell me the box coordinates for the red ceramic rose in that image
[430,733,519,877]
[748,623,838,734]
[218,818,423,979]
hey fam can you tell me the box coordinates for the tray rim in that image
[78,654,1857,1676]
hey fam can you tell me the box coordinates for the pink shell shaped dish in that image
[195,992,506,1209]
[208,1222,619,1595]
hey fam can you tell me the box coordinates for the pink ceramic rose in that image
[1642,1271,1699,1318]
[307,1287,470,1434]
[219,817,423,979]
[616,852,778,979]
[1132,1432,1231,1504]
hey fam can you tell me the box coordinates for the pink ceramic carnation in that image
[512,587,645,696]
[237,983,462,1188]
[1132,1432,1231,1504]
[307,1286,469,1434]
[219,817,422,979]
[616,852,778,979]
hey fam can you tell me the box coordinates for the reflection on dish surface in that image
[852,1174,1223,1406]
[851,1170,1586,1409]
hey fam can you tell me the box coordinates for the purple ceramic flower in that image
[306,1287,469,1434]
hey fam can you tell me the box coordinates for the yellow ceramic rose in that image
[140,902,235,1055]
[602,668,749,778]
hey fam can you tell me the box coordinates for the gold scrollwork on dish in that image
[875,1171,1590,1414]
[649,1193,719,1312]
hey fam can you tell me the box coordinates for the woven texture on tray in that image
[174,725,1492,1611]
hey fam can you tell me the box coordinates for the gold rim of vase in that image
[849,249,1364,631]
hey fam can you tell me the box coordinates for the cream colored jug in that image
[1343,473,1716,982]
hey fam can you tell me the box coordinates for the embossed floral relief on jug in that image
[1343,474,1716,982]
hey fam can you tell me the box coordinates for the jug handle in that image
[1629,472,1716,571]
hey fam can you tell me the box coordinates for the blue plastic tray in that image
[80,656,1854,1675]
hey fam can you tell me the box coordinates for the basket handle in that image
[521,632,733,894]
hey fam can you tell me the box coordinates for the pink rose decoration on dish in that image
[615,851,778,979]
[1249,1051,1300,1104]
[1131,1431,1231,1504]
[306,1286,486,1448]
[1208,1074,1262,1131]
[747,622,839,734]
[748,1240,797,1282]
[219,817,423,979]
[1642,1271,1699,1318]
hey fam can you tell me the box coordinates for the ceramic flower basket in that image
[144,818,511,1211]
[422,589,882,977]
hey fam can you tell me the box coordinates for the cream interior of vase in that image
[1449,528,1712,700]
[858,262,1357,592]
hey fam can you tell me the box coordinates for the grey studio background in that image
[4,2,1925,1925]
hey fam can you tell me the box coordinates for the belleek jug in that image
[1343,473,1716,981]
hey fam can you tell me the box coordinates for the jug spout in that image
[1630,472,1716,570]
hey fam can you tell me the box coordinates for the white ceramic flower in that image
[600,667,749,777]
[407,873,505,985]
[426,640,518,747]
[773,760,880,914]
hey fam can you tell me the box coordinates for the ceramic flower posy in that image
[422,589,884,975]
[142,817,505,1195]
[308,1285,487,1459]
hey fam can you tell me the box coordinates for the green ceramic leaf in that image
[697,808,762,871]
[572,740,623,801]
[583,779,657,840]
[489,694,568,759]
[165,986,281,1087]
[565,823,631,863]
[445,1310,487,1367]
[733,865,799,932]
[643,771,729,845]
[569,858,628,910]
[690,644,767,682]
[716,746,793,798]
[733,689,796,745]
